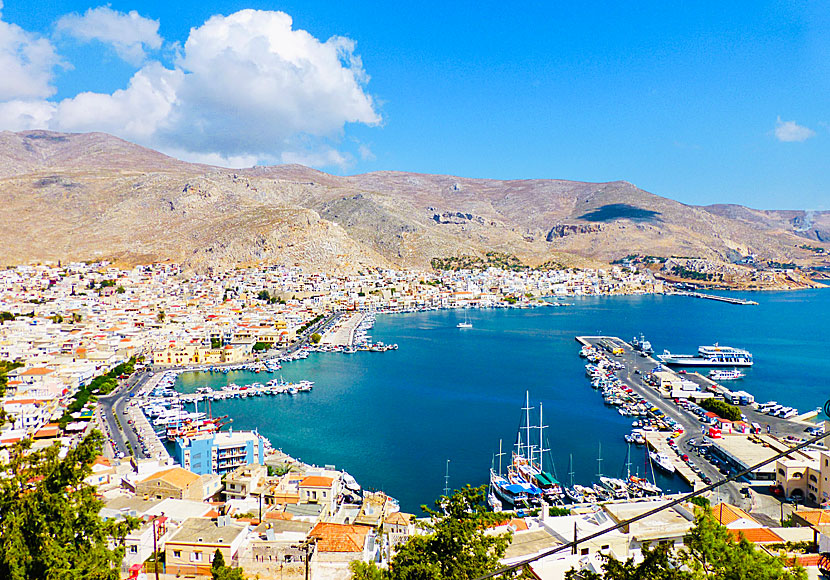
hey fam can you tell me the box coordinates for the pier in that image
[670,291,759,305]
[645,432,703,489]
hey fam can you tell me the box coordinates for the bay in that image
[175,289,830,513]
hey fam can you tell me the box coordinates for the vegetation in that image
[211,337,222,349]
[0,360,24,425]
[432,252,527,272]
[350,485,515,580]
[700,398,742,422]
[768,261,796,270]
[797,244,825,254]
[310,332,322,344]
[297,314,324,335]
[211,548,244,580]
[0,431,138,579]
[58,357,136,427]
[252,341,270,351]
[0,311,15,323]
[565,508,805,580]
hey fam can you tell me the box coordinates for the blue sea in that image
[175,289,830,513]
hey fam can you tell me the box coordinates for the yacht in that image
[658,344,753,367]
[709,369,745,381]
[457,309,473,329]
[649,451,676,474]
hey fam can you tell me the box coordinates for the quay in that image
[645,432,702,489]
[670,290,759,305]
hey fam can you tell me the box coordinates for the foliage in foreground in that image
[0,431,138,580]
[212,548,244,580]
[350,485,516,580]
[566,507,806,580]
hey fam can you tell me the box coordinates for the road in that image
[98,370,154,459]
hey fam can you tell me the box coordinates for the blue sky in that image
[0,1,826,209]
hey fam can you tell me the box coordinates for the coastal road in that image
[581,337,744,505]
[98,370,153,459]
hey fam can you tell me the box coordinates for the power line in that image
[475,428,829,580]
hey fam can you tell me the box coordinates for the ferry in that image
[708,369,746,381]
[658,344,753,367]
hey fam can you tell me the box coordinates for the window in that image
[794,472,803,479]
[173,550,181,558]
[192,552,203,562]
[778,468,785,476]
[129,545,137,553]
[580,548,589,556]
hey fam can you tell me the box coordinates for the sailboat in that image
[457,309,472,328]
[489,392,562,509]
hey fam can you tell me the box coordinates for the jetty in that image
[645,432,702,489]
[670,291,758,305]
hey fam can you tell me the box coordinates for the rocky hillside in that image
[0,130,827,273]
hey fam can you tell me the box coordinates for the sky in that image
[0,0,827,209]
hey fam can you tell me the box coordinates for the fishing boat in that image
[658,344,753,367]
[631,334,654,355]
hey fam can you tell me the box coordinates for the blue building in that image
[176,429,265,475]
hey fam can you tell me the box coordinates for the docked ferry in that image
[658,344,753,367]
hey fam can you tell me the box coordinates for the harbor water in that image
[175,289,830,513]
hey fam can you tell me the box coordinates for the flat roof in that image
[712,434,814,471]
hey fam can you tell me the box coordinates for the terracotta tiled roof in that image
[20,367,53,376]
[793,509,830,527]
[727,527,783,544]
[711,503,759,526]
[139,467,199,489]
[299,476,334,488]
[265,511,293,521]
[385,512,413,526]
[309,522,369,553]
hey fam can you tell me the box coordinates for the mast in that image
[568,454,575,488]
[523,391,534,461]
[596,441,603,479]
[443,459,451,497]
[538,402,549,472]
[624,442,632,479]
[496,439,505,476]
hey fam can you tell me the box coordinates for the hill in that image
[0,130,827,275]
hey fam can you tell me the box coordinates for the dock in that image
[670,291,759,305]
[645,432,703,490]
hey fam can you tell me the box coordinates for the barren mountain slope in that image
[0,130,826,271]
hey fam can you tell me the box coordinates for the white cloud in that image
[774,117,816,142]
[0,8,381,169]
[56,6,162,65]
[0,15,60,100]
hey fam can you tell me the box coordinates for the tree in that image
[350,485,514,580]
[211,548,244,580]
[564,508,805,580]
[310,332,322,344]
[0,431,137,579]
[156,310,165,323]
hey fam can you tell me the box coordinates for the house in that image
[135,467,221,501]
[165,517,248,576]
[385,511,416,550]
[224,463,267,501]
[308,522,376,563]
[298,475,339,513]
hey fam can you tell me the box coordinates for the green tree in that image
[310,332,322,344]
[0,431,137,579]
[350,485,513,580]
[565,508,805,580]
[211,548,244,580]
[156,310,165,323]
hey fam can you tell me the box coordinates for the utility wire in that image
[475,429,829,580]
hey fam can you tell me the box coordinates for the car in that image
[770,484,785,497]
[681,454,689,462]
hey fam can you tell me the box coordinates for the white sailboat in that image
[457,309,472,328]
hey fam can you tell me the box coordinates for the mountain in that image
[0,130,827,273]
